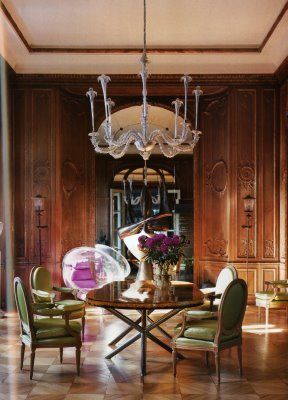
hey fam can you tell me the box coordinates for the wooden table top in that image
[86,280,204,310]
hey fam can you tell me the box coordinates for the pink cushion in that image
[71,268,93,281]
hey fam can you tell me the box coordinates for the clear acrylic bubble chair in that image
[62,245,131,300]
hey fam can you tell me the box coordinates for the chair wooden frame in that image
[30,265,86,337]
[14,277,82,379]
[172,279,248,384]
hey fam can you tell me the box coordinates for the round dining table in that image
[86,279,204,376]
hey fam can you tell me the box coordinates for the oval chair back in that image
[14,277,36,341]
[30,266,52,303]
[215,264,238,296]
[215,278,248,345]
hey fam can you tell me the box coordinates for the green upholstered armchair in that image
[172,278,247,384]
[30,266,86,336]
[184,265,238,321]
[14,277,82,379]
[255,280,288,325]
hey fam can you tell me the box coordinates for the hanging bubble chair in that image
[62,245,131,300]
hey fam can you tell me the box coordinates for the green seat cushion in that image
[256,291,288,301]
[22,334,79,346]
[34,318,81,339]
[175,319,239,343]
[55,300,85,312]
[36,336,80,345]
[255,291,275,300]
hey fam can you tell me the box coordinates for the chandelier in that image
[86,0,203,160]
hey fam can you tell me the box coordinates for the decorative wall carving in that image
[239,239,255,258]
[204,238,228,257]
[206,160,228,196]
[264,240,274,258]
[237,162,256,192]
[62,160,82,199]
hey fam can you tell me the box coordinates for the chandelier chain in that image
[143,0,147,54]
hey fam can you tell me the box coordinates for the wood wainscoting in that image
[3,73,287,307]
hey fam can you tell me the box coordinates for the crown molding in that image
[1,1,288,55]
[275,55,288,83]
[11,73,277,87]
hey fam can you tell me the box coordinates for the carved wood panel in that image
[201,95,229,260]
[261,89,277,259]
[13,89,28,261]
[31,89,55,263]
[60,92,95,258]
[235,89,257,259]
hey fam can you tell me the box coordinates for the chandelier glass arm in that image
[86,0,203,160]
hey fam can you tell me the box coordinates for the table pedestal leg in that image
[141,310,147,376]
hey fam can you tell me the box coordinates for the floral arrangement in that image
[138,233,186,275]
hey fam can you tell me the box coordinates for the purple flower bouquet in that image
[138,233,186,276]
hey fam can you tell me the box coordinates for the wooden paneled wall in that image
[5,73,287,306]
[194,86,280,299]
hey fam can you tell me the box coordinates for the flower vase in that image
[154,273,171,291]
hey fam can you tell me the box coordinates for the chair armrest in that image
[200,287,216,295]
[174,312,188,340]
[32,302,55,311]
[32,289,55,301]
[207,293,222,311]
[53,286,73,293]
[33,307,66,317]
[53,286,78,299]
[207,293,222,301]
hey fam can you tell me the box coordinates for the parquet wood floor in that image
[1,306,288,399]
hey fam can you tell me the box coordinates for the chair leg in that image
[172,348,177,376]
[237,345,243,377]
[76,347,81,376]
[30,349,35,380]
[82,316,85,338]
[265,306,269,326]
[60,347,63,364]
[205,351,209,368]
[20,343,25,370]
[215,351,220,384]
[258,307,261,320]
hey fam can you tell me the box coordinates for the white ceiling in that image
[0,0,288,74]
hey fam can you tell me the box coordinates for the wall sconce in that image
[242,194,256,289]
[32,195,48,265]
[243,194,256,214]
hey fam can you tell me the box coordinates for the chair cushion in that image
[71,269,93,281]
[255,291,275,300]
[22,333,80,346]
[175,319,239,343]
[36,336,80,345]
[256,291,288,301]
[34,318,81,339]
[55,300,85,312]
